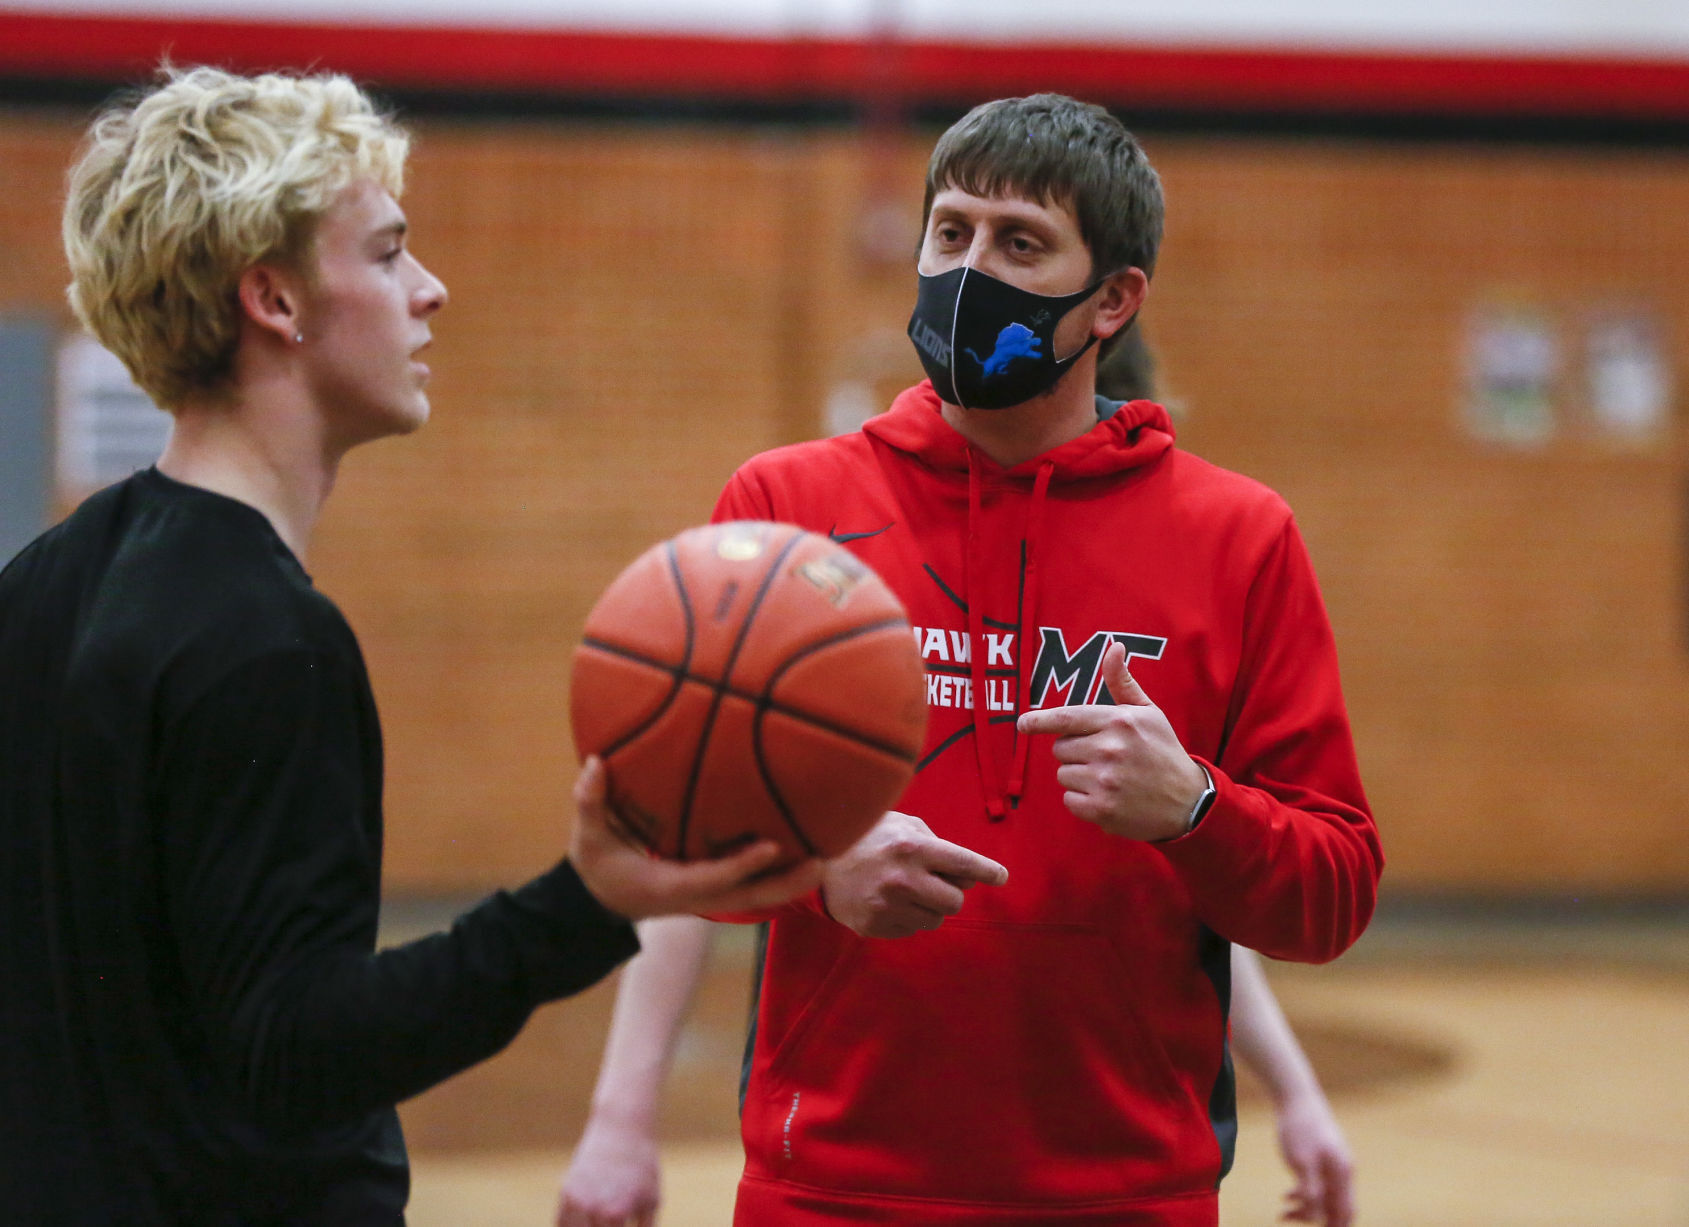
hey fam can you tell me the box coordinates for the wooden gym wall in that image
[2,110,1684,895]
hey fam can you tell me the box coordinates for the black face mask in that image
[907,265,1105,411]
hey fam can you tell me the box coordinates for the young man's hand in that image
[570,757,821,920]
[1016,640,1208,842]
[819,810,1007,939]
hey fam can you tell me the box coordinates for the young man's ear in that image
[237,263,306,345]
[1092,267,1149,343]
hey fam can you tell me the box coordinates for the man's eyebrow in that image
[372,219,408,240]
[1005,215,1058,238]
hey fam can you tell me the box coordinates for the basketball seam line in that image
[749,614,916,857]
[579,625,920,764]
[596,546,697,856]
[674,531,806,860]
[596,544,695,856]
[598,544,695,766]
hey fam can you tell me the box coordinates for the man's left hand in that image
[1016,640,1207,842]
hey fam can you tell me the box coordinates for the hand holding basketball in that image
[820,810,1008,939]
[1015,640,1207,842]
[571,757,823,920]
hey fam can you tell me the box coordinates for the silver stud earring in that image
[293,331,304,344]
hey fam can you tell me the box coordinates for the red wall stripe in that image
[3,10,1688,119]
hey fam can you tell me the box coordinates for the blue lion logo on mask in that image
[965,323,1041,378]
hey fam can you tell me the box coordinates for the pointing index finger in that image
[924,838,1009,887]
[1016,705,1100,737]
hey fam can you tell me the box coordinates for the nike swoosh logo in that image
[828,523,893,544]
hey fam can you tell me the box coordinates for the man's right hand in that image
[821,810,1008,939]
[570,757,822,921]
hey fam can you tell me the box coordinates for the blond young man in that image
[0,66,815,1224]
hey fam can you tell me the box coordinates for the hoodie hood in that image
[862,379,1176,483]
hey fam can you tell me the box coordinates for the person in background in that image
[0,65,817,1226]
[1102,320,1357,1226]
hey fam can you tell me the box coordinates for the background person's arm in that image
[1230,946,1355,1227]
[556,915,715,1227]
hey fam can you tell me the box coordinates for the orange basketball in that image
[570,521,927,865]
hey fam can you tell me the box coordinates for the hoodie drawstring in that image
[1006,460,1054,808]
[965,452,1054,820]
[964,449,1007,820]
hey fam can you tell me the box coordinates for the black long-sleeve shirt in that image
[0,467,638,1224]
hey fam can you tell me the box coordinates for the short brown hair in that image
[923,93,1164,282]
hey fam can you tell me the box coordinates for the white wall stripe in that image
[3,0,1689,58]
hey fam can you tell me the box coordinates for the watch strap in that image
[1184,765,1217,834]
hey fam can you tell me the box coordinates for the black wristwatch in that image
[1183,766,1217,834]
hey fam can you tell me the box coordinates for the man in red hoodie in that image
[712,93,1383,1226]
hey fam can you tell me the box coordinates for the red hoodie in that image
[713,382,1382,1226]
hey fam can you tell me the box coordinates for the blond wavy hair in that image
[63,65,410,409]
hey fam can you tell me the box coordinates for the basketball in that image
[570,520,927,865]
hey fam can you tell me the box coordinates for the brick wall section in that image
[2,111,1683,891]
